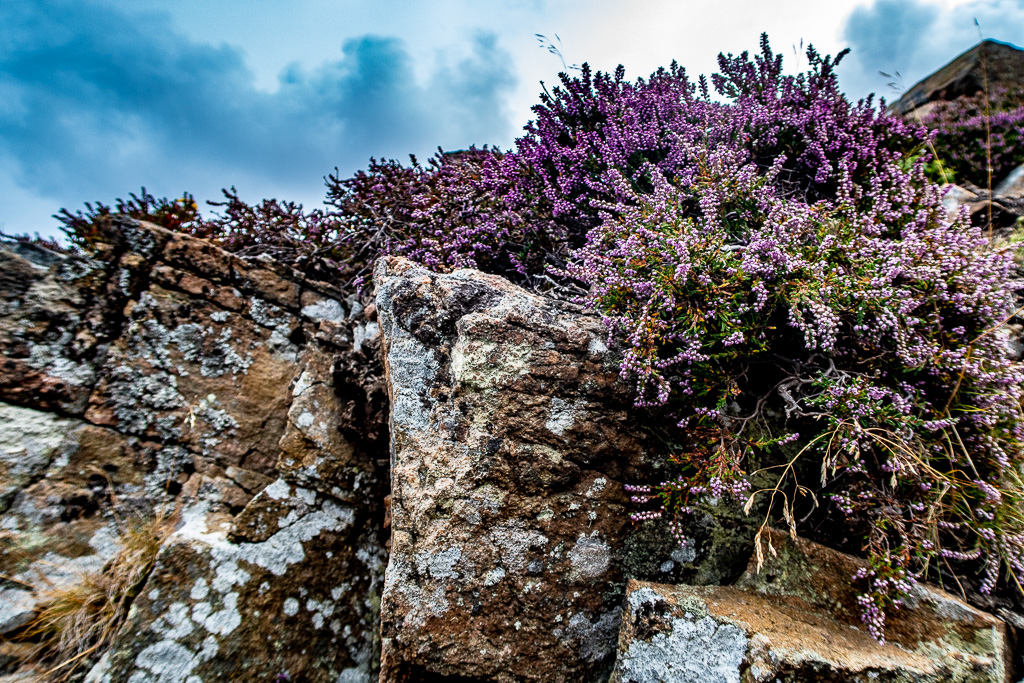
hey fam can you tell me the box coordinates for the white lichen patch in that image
[545,397,581,437]
[0,403,78,506]
[617,614,749,683]
[416,548,462,580]
[191,592,242,636]
[118,492,356,679]
[301,298,345,324]
[0,402,77,462]
[553,609,622,665]
[292,368,314,398]
[568,534,610,580]
[195,394,234,425]
[305,598,337,629]
[482,567,506,587]
[262,478,292,501]
[105,364,185,437]
[128,634,219,683]
[211,558,250,593]
[671,544,696,564]
[628,586,668,612]
[27,335,98,388]
[450,336,532,391]
[352,321,380,355]
[190,579,209,602]
[487,524,548,574]
[385,335,440,436]
[585,477,607,499]
[248,298,287,329]
[267,325,299,362]
[547,397,592,439]
[381,554,451,630]
[170,324,253,378]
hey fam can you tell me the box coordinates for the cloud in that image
[0,0,516,235]
[839,0,1024,101]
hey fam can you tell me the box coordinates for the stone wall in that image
[0,220,1018,682]
[0,218,388,682]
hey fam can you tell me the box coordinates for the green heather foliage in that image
[57,36,1024,641]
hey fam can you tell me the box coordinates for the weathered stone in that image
[942,184,979,219]
[84,281,295,476]
[0,403,79,512]
[375,257,656,682]
[0,409,153,637]
[86,484,385,683]
[0,243,115,414]
[613,531,1010,683]
[234,262,301,311]
[224,465,274,494]
[2,219,388,680]
[151,264,247,312]
[299,290,347,324]
[7,216,1017,682]
[161,230,235,283]
[276,348,384,508]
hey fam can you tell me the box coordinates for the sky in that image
[2,0,1023,239]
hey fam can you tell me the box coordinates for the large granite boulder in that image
[375,257,666,681]
[84,482,385,683]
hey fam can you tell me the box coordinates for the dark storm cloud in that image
[0,0,516,209]
[839,0,1024,101]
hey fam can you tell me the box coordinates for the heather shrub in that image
[920,87,1024,188]
[323,148,503,286]
[0,230,68,255]
[574,149,1024,642]
[562,41,1024,642]
[56,152,500,288]
[56,187,353,280]
[57,188,205,245]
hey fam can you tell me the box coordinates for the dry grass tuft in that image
[11,513,173,681]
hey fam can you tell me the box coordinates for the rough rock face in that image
[0,219,388,681]
[940,181,1024,234]
[613,530,1010,683]
[996,164,1024,199]
[374,257,754,682]
[85,482,385,683]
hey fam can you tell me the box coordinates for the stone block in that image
[613,530,1011,683]
[375,257,654,682]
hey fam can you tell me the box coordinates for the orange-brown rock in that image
[0,220,388,682]
[613,530,1011,682]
